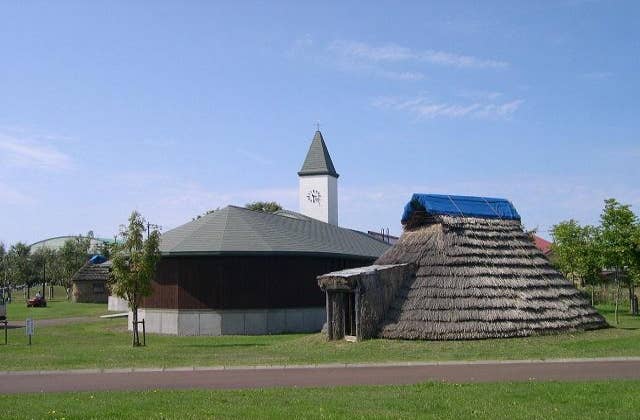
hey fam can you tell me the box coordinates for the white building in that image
[298,130,339,226]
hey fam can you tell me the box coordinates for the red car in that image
[27,296,47,307]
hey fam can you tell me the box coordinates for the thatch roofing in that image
[160,206,390,259]
[374,200,606,340]
[71,261,111,283]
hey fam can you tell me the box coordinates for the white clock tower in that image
[298,130,339,225]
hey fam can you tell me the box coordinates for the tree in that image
[579,225,604,305]
[551,221,603,288]
[551,220,584,287]
[59,234,92,295]
[7,242,33,298]
[31,246,62,298]
[0,242,6,287]
[630,227,640,309]
[96,240,112,260]
[599,198,640,323]
[192,208,218,221]
[245,201,283,213]
[109,211,161,346]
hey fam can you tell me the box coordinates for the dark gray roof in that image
[298,131,339,178]
[160,206,389,259]
[273,209,314,221]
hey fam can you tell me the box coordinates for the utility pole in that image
[146,223,161,239]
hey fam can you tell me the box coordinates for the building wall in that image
[72,281,108,304]
[143,254,374,311]
[108,295,129,311]
[299,175,338,225]
[129,307,325,336]
[319,264,414,340]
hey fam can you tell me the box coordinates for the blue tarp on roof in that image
[401,193,521,223]
[89,255,108,265]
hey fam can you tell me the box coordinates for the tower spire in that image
[298,130,339,178]
[298,130,339,226]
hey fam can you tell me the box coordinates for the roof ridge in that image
[159,205,391,258]
[229,205,325,225]
[167,208,224,253]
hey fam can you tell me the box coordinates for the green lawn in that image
[4,299,107,321]
[1,305,640,371]
[1,381,639,419]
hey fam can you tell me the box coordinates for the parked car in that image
[27,295,46,308]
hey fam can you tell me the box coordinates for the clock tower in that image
[298,130,339,225]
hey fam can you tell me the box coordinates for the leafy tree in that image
[245,201,283,213]
[96,240,113,260]
[580,225,604,305]
[551,221,603,301]
[59,234,92,294]
[192,208,218,221]
[630,227,640,308]
[0,242,6,287]
[599,198,640,323]
[31,246,62,298]
[7,242,33,298]
[109,211,161,346]
[551,220,585,287]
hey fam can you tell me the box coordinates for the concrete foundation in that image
[108,295,129,312]
[128,307,325,336]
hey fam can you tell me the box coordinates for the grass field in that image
[1,380,639,419]
[4,298,107,321]
[2,304,640,371]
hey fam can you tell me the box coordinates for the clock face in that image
[306,189,321,204]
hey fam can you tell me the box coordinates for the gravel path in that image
[2,359,640,394]
[5,316,99,328]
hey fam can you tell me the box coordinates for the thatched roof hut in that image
[319,194,607,341]
[71,260,111,304]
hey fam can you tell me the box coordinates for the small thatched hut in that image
[319,194,607,341]
[71,260,111,303]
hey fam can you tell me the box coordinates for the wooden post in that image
[325,292,333,340]
[354,288,360,341]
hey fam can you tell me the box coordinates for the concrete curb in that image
[3,357,640,376]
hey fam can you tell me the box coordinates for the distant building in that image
[367,230,399,246]
[30,236,114,254]
[71,260,111,304]
[532,235,553,257]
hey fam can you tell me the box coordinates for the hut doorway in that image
[345,292,357,339]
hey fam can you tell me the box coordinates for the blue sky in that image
[1,1,638,245]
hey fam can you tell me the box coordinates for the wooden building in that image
[71,260,111,304]
[135,131,391,336]
[137,206,390,335]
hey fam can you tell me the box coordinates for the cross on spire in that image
[316,122,320,131]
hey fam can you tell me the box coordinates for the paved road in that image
[2,359,640,394]
[6,316,99,328]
